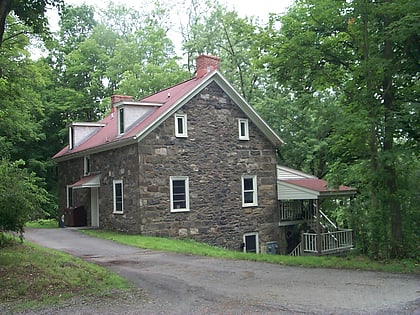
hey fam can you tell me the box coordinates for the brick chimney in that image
[111,94,133,105]
[111,95,133,113]
[196,55,220,78]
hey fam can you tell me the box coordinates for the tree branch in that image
[1,30,28,44]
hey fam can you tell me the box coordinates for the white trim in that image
[114,100,163,107]
[242,175,258,207]
[243,232,259,254]
[70,122,106,127]
[68,127,74,150]
[66,185,73,208]
[113,179,124,214]
[238,118,249,140]
[118,107,125,135]
[175,114,188,137]
[170,176,190,212]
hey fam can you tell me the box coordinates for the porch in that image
[277,166,356,256]
[279,200,354,256]
[289,229,354,256]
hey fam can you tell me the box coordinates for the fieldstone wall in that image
[57,144,140,230]
[57,157,90,224]
[92,144,140,231]
[137,81,280,251]
[57,81,281,252]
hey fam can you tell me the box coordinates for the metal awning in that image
[70,174,100,189]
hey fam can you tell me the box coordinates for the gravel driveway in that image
[22,228,419,315]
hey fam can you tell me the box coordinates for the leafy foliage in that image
[0,160,48,242]
[260,0,419,258]
[0,0,417,259]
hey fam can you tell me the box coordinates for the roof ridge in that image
[139,76,197,101]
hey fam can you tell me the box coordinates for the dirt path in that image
[22,228,420,314]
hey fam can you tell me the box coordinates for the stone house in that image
[53,55,355,255]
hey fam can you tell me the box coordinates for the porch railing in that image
[279,201,312,222]
[303,229,353,254]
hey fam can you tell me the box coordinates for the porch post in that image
[315,199,321,255]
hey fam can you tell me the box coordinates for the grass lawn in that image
[26,218,59,229]
[81,229,419,274]
[0,235,133,313]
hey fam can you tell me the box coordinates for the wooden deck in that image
[279,202,354,256]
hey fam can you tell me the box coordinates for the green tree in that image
[180,0,265,102]
[0,0,63,49]
[0,159,48,243]
[260,0,419,258]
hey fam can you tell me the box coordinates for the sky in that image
[43,0,293,58]
[61,0,294,23]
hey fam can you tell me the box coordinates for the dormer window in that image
[175,114,187,137]
[68,126,74,150]
[118,107,125,135]
[238,118,249,140]
[84,155,91,175]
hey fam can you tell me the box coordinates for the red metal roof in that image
[284,178,355,194]
[53,74,209,160]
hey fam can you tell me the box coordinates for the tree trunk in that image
[361,0,380,256]
[0,0,12,49]
[382,1,403,258]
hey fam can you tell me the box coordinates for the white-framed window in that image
[175,114,187,137]
[66,185,73,208]
[68,126,74,149]
[118,107,125,135]
[238,118,249,140]
[170,176,190,212]
[84,155,91,175]
[113,179,124,214]
[243,232,259,253]
[241,175,258,207]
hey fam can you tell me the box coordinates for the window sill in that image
[242,204,258,208]
[170,209,190,213]
[113,211,124,215]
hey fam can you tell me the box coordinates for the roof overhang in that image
[70,174,100,189]
[278,179,356,200]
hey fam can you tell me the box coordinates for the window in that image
[242,175,258,207]
[66,185,73,208]
[84,155,91,175]
[238,118,249,140]
[113,180,123,214]
[175,114,187,137]
[118,107,124,135]
[68,126,74,149]
[170,176,190,212]
[243,232,259,253]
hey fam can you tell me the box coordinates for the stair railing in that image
[289,242,302,256]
